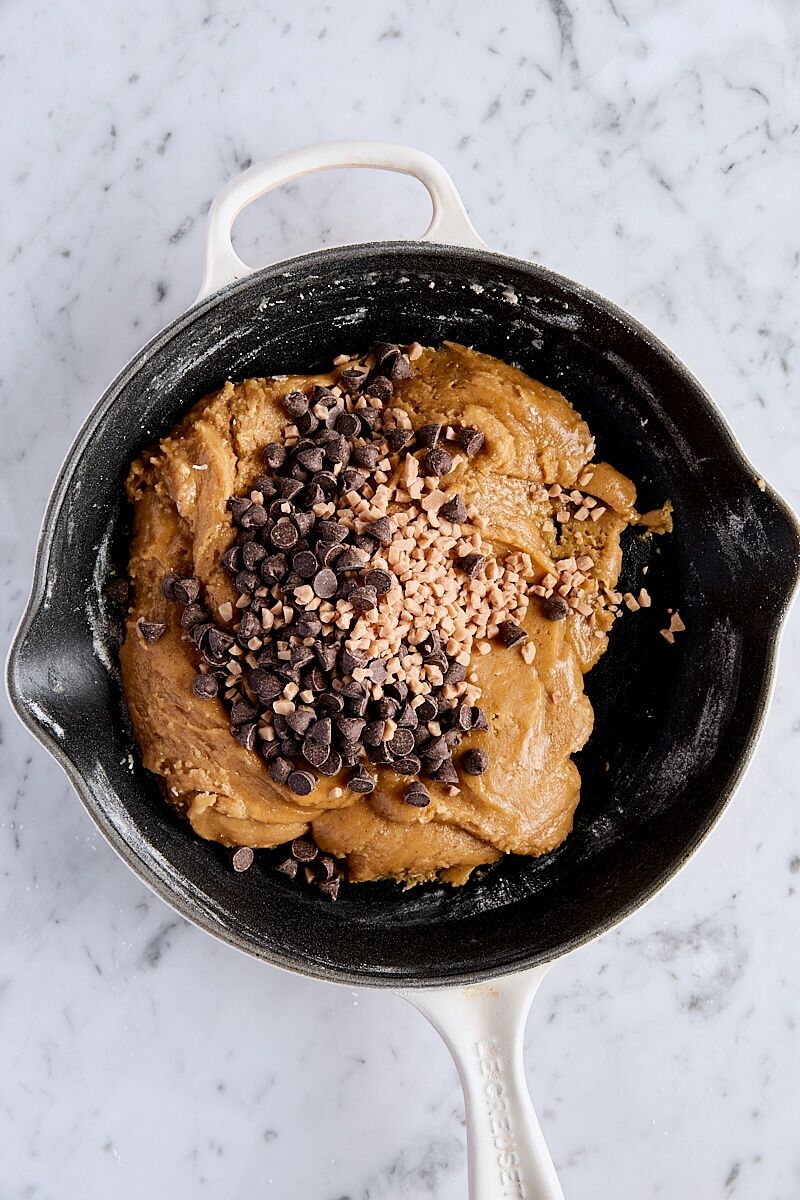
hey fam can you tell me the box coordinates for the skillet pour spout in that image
[6,141,800,1200]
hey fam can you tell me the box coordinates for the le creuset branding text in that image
[476,1038,526,1198]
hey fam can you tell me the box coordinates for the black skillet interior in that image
[10,243,800,987]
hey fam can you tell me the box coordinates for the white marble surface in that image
[2,2,799,1197]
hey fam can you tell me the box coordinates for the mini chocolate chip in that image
[471,706,489,731]
[237,611,261,641]
[287,770,316,796]
[422,448,453,477]
[285,710,314,736]
[364,568,393,596]
[302,735,329,767]
[295,410,320,436]
[386,428,414,452]
[459,426,485,457]
[317,520,349,543]
[441,494,468,524]
[270,519,299,550]
[251,474,277,498]
[403,783,430,807]
[273,856,298,878]
[228,496,253,523]
[314,854,337,881]
[277,478,304,501]
[416,423,442,449]
[268,757,293,784]
[296,615,322,639]
[443,660,466,685]
[431,757,459,785]
[173,577,201,604]
[340,468,367,493]
[415,697,438,722]
[241,540,266,571]
[458,552,485,579]
[190,621,213,649]
[317,877,341,901]
[462,748,489,775]
[263,442,287,469]
[364,375,393,401]
[235,722,258,751]
[106,578,130,606]
[364,517,394,545]
[313,643,337,673]
[180,603,208,628]
[160,573,180,600]
[292,511,316,538]
[313,568,338,598]
[348,766,376,793]
[393,755,422,776]
[316,692,345,715]
[292,836,318,861]
[339,368,366,394]
[138,620,167,643]
[364,719,387,746]
[351,444,380,470]
[499,619,528,648]
[389,728,415,757]
[234,570,259,595]
[357,406,382,432]
[541,595,570,621]
[231,846,254,872]
[376,697,398,719]
[204,628,233,660]
[283,390,309,417]
[335,412,360,437]
[293,550,318,578]
[396,703,419,729]
[240,503,268,528]
[454,705,473,732]
[350,585,378,612]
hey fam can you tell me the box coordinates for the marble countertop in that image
[2,2,799,1197]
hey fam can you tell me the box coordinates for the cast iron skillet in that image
[7,143,800,1198]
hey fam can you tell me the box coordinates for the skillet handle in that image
[196,139,487,301]
[401,965,563,1200]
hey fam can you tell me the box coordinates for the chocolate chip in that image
[235,722,258,751]
[392,755,422,776]
[241,541,267,571]
[230,698,258,725]
[431,757,459,785]
[234,570,259,595]
[388,728,415,757]
[471,706,489,731]
[313,568,338,598]
[260,554,288,584]
[268,757,293,784]
[458,552,485,579]
[295,410,320,436]
[454,705,473,732]
[541,595,570,621]
[350,585,378,612]
[422,448,453,477]
[415,697,438,722]
[291,836,318,862]
[252,474,277,498]
[333,716,363,742]
[363,719,386,746]
[307,717,332,744]
[357,406,383,433]
[339,368,366,394]
[203,629,232,661]
[300,738,327,768]
[291,550,316,578]
[386,428,414,452]
[363,569,393,596]
[173,577,200,604]
[317,520,349,543]
[499,619,528,647]
[417,423,442,449]
[287,771,316,796]
[424,649,448,672]
[340,468,367,493]
[240,503,268,528]
[396,703,418,728]
[351,444,380,470]
[348,766,376,793]
[317,751,343,776]
[462,748,489,775]
[441,495,468,524]
[283,390,309,417]
[263,442,287,469]
[314,854,337,881]
[277,478,303,501]
[403,783,430,807]
[237,610,261,641]
[231,846,254,872]
[249,669,284,703]
[316,692,345,716]
[459,426,485,458]
[335,412,360,438]
[421,736,449,765]
[365,375,393,402]
[228,496,253,523]
[443,660,466,685]
[138,619,167,643]
[180,603,208,628]
[309,644,335,674]
[317,877,341,901]
[191,673,218,700]
[274,856,298,878]
[301,481,324,508]
[160,574,180,600]
[296,447,325,472]
[388,354,413,381]
[296,615,322,639]
[293,512,316,539]
[270,518,298,550]
[364,517,394,545]
[283,710,312,737]
[190,622,213,650]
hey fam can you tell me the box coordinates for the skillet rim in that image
[6,238,800,988]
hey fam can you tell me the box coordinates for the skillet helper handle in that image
[196,139,487,301]
[402,965,563,1200]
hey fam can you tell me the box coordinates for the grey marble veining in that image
[1,2,799,1197]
